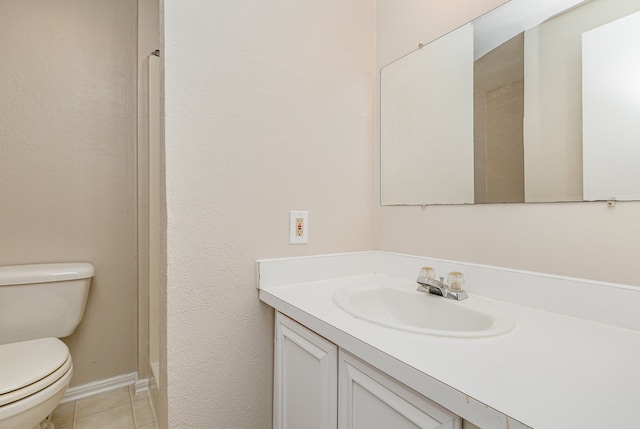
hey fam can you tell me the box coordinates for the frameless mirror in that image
[381,0,640,205]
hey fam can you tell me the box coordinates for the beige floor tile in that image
[133,398,155,428]
[50,400,75,425]
[54,384,157,428]
[74,403,135,429]
[75,386,131,420]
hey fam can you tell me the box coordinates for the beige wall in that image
[161,0,375,427]
[376,2,640,288]
[0,0,138,386]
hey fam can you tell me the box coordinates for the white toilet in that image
[0,263,94,429]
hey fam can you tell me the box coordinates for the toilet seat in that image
[0,338,71,406]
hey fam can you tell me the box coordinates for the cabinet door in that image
[274,312,338,429]
[339,350,461,429]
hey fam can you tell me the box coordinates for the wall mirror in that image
[381,0,640,206]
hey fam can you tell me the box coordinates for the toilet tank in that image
[0,262,94,345]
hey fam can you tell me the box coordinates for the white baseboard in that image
[134,375,150,395]
[61,372,146,403]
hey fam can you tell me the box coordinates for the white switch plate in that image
[289,211,308,244]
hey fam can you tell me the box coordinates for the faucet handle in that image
[419,267,436,279]
[447,271,465,292]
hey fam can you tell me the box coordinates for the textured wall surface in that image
[162,0,375,427]
[0,1,138,385]
[376,0,640,287]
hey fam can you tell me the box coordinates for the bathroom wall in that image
[161,0,375,427]
[0,1,138,385]
[376,0,640,287]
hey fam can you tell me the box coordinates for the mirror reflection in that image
[381,0,640,205]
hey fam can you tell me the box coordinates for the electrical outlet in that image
[289,211,308,244]
[295,217,304,237]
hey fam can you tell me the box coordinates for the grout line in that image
[131,400,137,428]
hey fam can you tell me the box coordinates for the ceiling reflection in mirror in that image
[380,0,640,206]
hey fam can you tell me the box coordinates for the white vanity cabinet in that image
[339,350,461,429]
[274,312,338,429]
[274,312,461,429]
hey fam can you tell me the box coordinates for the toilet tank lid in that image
[0,262,95,286]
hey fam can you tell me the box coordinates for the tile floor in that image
[50,385,157,429]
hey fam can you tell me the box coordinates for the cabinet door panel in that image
[339,351,461,429]
[274,312,338,429]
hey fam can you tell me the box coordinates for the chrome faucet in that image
[416,267,468,301]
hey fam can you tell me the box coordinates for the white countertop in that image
[259,269,640,429]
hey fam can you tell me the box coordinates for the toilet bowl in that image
[0,338,73,429]
[0,263,94,429]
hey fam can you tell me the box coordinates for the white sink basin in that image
[333,284,514,338]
